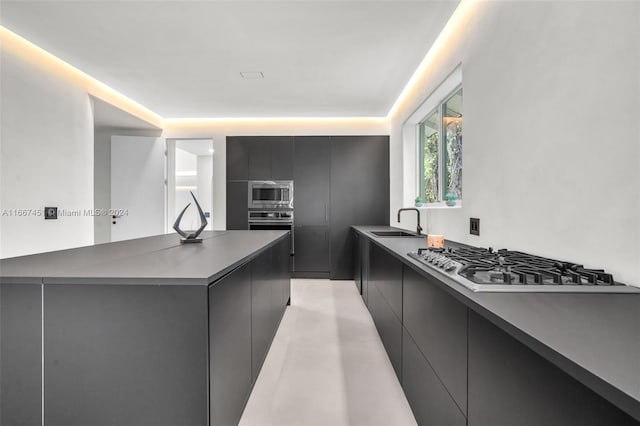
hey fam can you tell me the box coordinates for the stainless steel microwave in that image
[248,181,294,209]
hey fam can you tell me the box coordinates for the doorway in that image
[167,139,214,233]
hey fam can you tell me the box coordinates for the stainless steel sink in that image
[370,230,420,237]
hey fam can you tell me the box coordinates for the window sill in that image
[415,201,462,210]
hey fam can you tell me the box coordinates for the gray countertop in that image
[0,230,289,285]
[353,225,640,421]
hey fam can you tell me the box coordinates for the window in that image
[418,87,463,203]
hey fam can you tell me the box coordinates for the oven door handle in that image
[248,221,293,226]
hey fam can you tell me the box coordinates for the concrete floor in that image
[239,279,417,426]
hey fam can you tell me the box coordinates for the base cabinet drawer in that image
[293,225,329,274]
[468,311,638,426]
[369,243,402,320]
[369,283,402,380]
[403,265,468,412]
[210,264,252,426]
[402,327,466,426]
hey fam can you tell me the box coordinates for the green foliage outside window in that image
[422,129,439,203]
[418,87,462,203]
[445,121,462,199]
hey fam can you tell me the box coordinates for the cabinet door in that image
[226,181,248,230]
[210,263,252,426]
[403,265,468,413]
[273,234,292,306]
[361,237,370,305]
[226,137,249,180]
[369,242,402,321]
[45,284,209,426]
[1,283,42,426]
[248,138,272,180]
[369,283,402,380]
[293,136,330,226]
[293,225,329,273]
[251,246,279,382]
[402,327,467,426]
[353,230,362,293]
[468,311,638,426]
[271,137,294,180]
[330,136,389,279]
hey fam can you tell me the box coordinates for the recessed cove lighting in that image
[209,149,214,153]
[240,71,264,80]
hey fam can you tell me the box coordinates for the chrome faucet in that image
[397,208,423,236]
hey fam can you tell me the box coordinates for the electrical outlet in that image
[44,207,58,220]
[470,217,480,236]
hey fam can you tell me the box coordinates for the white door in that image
[111,135,165,242]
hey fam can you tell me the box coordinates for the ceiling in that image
[92,96,161,129]
[1,0,459,118]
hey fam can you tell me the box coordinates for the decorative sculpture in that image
[173,191,208,244]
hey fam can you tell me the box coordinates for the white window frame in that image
[417,85,462,204]
[401,65,462,208]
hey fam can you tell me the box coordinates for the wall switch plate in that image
[44,207,58,220]
[470,217,480,235]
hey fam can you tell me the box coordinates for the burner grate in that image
[415,246,620,287]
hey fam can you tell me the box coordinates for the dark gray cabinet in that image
[271,137,295,180]
[1,283,42,426]
[330,136,389,279]
[4,235,290,426]
[273,236,292,306]
[353,228,370,302]
[226,137,249,181]
[44,284,209,426]
[251,246,275,382]
[293,225,329,275]
[210,263,252,426]
[293,136,330,227]
[292,137,331,276]
[356,230,638,426]
[241,136,294,181]
[251,241,288,382]
[353,231,362,293]
[467,311,638,426]
[226,135,389,279]
[361,236,370,305]
[248,139,271,180]
[368,242,403,379]
[403,265,468,414]
[369,242,402,321]
[369,282,402,380]
[402,327,467,426]
[226,136,294,231]
[227,181,248,230]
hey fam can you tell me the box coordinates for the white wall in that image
[0,50,95,258]
[392,1,640,286]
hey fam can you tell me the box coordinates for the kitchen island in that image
[353,225,640,426]
[0,230,290,426]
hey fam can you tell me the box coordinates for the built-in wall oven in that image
[248,211,294,255]
[248,181,294,209]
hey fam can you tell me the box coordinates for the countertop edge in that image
[205,231,290,286]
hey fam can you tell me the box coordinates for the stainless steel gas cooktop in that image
[408,247,639,293]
